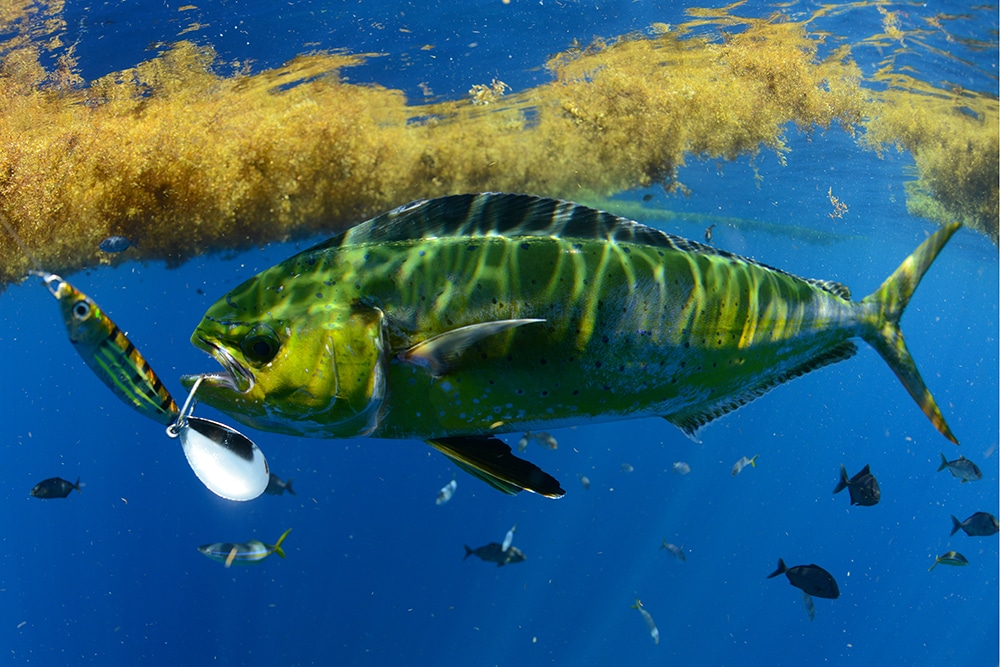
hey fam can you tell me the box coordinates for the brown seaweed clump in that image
[864,86,999,243]
[0,4,996,287]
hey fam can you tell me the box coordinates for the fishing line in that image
[0,212,69,298]
[0,212,45,274]
[166,374,205,438]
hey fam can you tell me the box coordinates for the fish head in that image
[183,271,387,438]
[868,478,881,503]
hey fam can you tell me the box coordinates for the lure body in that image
[35,272,178,424]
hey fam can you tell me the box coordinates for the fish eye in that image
[240,324,280,364]
[72,300,91,320]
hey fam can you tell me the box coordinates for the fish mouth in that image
[184,336,255,393]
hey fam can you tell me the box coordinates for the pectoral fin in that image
[426,435,565,498]
[400,319,546,376]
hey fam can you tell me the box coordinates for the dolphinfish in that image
[182,193,961,498]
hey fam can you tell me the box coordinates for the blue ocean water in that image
[1,1,997,665]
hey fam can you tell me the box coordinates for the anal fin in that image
[426,435,565,498]
[664,341,859,440]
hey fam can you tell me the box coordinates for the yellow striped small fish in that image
[197,528,292,566]
[34,271,179,425]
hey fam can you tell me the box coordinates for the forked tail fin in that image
[860,223,961,444]
[272,528,292,559]
[832,465,849,495]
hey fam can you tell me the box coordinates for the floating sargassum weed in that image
[32,271,179,425]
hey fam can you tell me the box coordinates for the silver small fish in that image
[802,591,816,622]
[731,454,759,476]
[502,523,517,552]
[518,431,558,450]
[937,453,982,482]
[436,478,457,505]
[660,539,685,562]
[631,599,659,644]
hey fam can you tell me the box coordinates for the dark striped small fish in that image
[30,476,81,499]
[33,271,179,425]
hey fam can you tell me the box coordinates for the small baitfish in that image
[928,550,969,571]
[182,194,960,498]
[463,542,526,567]
[30,476,81,499]
[731,454,758,476]
[517,431,558,451]
[631,599,660,645]
[435,478,457,505]
[767,558,840,599]
[802,591,816,622]
[660,539,685,562]
[501,523,517,552]
[832,463,880,506]
[98,235,135,253]
[198,528,292,567]
[33,272,179,425]
[937,453,982,483]
[264,473,296,496]
[950,512,999,537]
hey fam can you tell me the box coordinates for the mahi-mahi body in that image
[183,193,959,497]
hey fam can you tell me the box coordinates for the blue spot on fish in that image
[99,236,133,253]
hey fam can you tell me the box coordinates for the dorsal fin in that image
[305,194,854,297]
[804,278,851,299]
[316,193,737,258]
[664,341,858,440]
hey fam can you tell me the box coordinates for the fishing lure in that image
[166,375,269,501]
[32,271,179,425]
[31,264,267,500]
